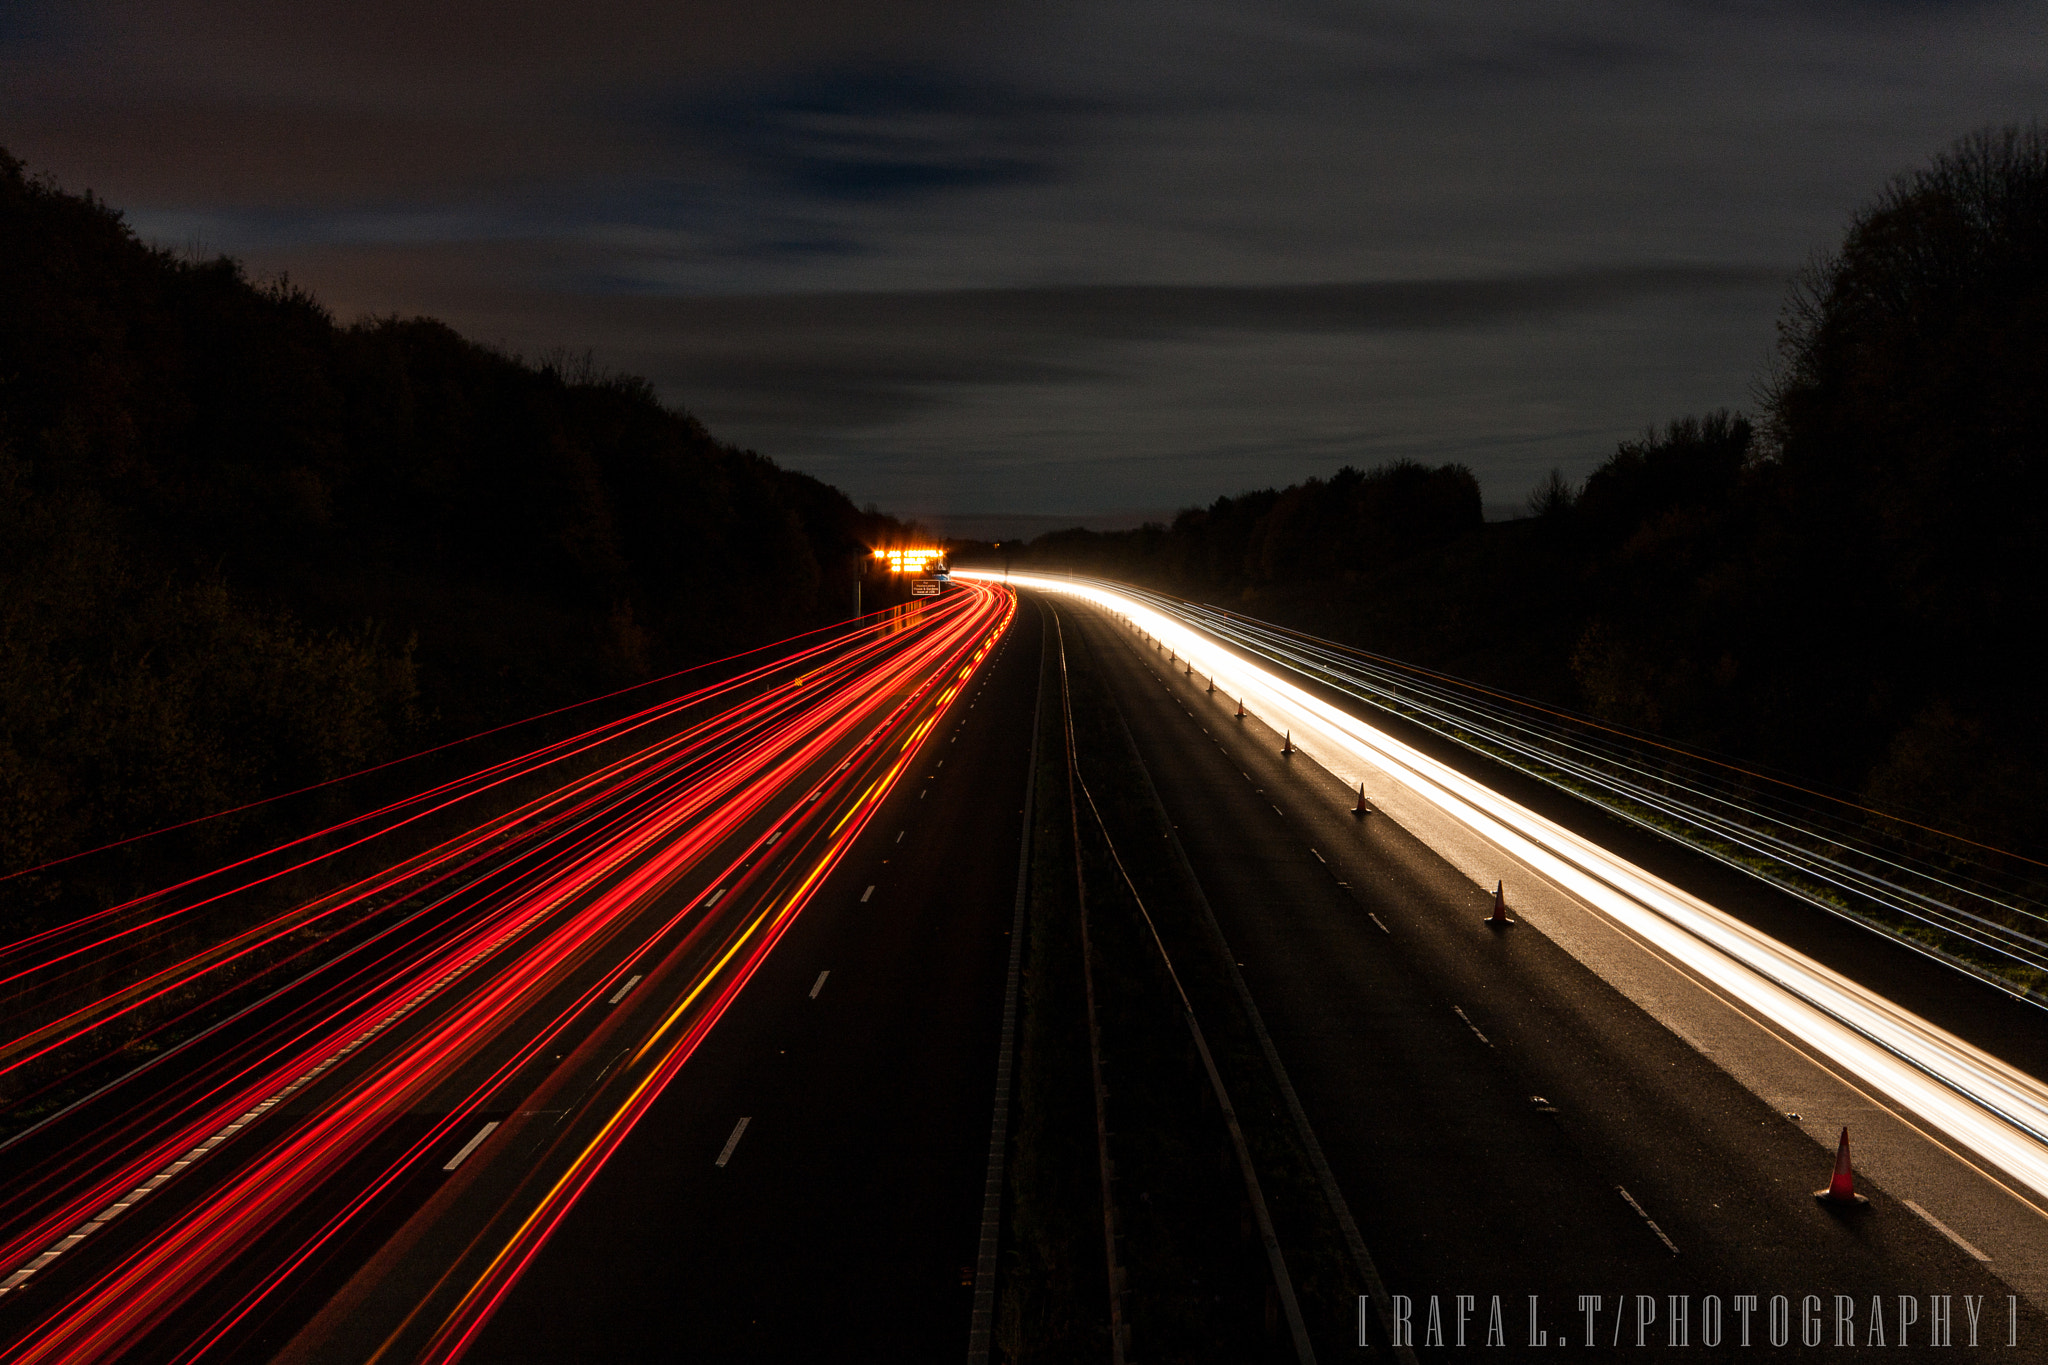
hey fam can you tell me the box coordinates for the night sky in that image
[4,2,2044,527]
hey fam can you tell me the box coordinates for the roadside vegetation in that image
[0,147,909,933]
[981,126,2048,885]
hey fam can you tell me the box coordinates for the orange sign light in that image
[875,547,944,574]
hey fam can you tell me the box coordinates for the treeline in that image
[989,126,2048,860]
[1,147,892,906]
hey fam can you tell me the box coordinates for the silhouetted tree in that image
[0,146,888,917]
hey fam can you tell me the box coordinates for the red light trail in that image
[0,582,1013,1364]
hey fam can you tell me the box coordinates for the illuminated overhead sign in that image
[875,547,945,574]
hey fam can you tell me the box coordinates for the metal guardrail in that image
[1112,586,2048,1008]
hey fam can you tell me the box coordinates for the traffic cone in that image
[1185,661,1193,677]
[1486,881,1514,928]
[1281,731,1294,756]
[1815,1128,1869,1206]
[1235,698,1245,720]
[1352,784,1373,817]
[1206,675,1215,695]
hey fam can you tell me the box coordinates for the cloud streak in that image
[4,0,2045,515]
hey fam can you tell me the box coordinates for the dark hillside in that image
[984,126,2048,862]
[0,148,889,903]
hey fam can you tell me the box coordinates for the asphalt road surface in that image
[1062,596,2040,1356]
[12,577,2041,1362]
[0,586,1020,1365]
[456,606,1044,1362]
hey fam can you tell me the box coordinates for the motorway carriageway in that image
[0,581,1012,1364]
[448,599,1045,1362]
[979,571,2048,1351]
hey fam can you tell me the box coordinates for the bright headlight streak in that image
[1160,603,2048,984]
[966,571,2048,1206]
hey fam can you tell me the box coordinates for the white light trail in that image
[966,570,2048,1205]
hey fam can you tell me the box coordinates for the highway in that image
[0,581,1017,1364]
[439,602,1043,1362]
[979,576,2048,1355]
[7,566,2048,1359]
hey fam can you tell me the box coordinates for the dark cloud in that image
[275,247,1780,512]
[275,247,1778,421]
[4,0,2044,514]
[586,264,1786,427]
[679,63,1072,203]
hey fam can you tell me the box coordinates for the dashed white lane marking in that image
[764,830,782,846]
[937,760,945,769]
[705,888,726,908]
[1906,1199,1992,1260]
[861,885,875,903]
[1452,1006,1492,1047]
[0,903,538,1296]
[809,971,831,1000]
[920,789,928,799]
[1618,1186,1680,1255]
[608,974,643,1005]
[896,830,905,844]
[1310,849,1326,864]
[1368,913,1391,935]
[443,1121,501,1172]
[1272,805,1284,817]
[715,1117,752,1168]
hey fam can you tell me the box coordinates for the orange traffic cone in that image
[1235,698,1245,720]
[1486,881,1514,928]
[1185,661,1193,677]
[1815,1128,1869,1206]
[1281,731,1294,756]
[1206,675,1215,695]
[1352,784,1373,817]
